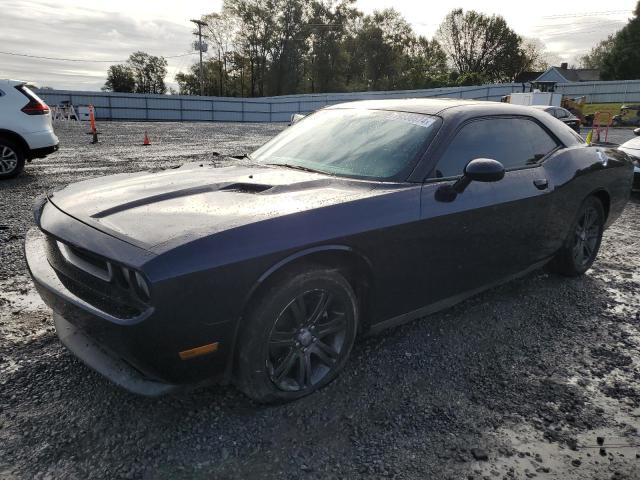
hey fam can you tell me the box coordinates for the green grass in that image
[582,103,623,116]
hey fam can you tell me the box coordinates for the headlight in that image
[134,271,150,301]
[117,266,151,302]
[32,193,48,226]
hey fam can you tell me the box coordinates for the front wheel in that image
[0,138,25,179]
[235,267,358,403]
[547,196,604,276]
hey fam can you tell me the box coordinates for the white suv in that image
[0,79,59,179]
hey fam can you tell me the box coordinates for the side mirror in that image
[464,158,506,183]
[289,113,305,126]
[435,158,505,203]
[634,127,640,136]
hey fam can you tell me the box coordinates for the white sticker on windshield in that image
[383,111,437,129]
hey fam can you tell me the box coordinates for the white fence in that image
[35,80,640,123]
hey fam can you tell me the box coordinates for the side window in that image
[556,108,569,119]
[433,118,559,178]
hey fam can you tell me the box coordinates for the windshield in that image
[251,108,440,180]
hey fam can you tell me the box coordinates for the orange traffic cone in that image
[143,132,151,146]
[87,105,99,144]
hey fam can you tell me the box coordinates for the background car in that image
[612,104,640,127]
[618,133,640,191]
[531,105,581,133]
[0,79,59,179]
[25,99,633,403]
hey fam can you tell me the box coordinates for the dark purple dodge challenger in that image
[26,99,634,402]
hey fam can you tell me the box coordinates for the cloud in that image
[0,0,633,90]
[530,16,626,64]
[0,0,197,90]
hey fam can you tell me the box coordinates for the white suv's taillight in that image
[16,85,50,115]
[21,99,50,115]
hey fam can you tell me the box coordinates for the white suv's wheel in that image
[0,139,25,179]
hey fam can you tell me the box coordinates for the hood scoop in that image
[87,182,273,219]
[220,183,273,194]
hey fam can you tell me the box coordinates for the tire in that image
[0,138,25,179]
[235,267,358,403]
[547,196,604,276]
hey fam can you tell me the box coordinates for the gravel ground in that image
[0,122,639,480]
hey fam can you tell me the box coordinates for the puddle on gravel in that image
[0,278,46,316]
[0,278,50,349]
[472,320,640,479]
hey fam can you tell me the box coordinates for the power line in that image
[541,24,625,38]
[542,10,631,19]
[0,51,197,63]
[533,18,624,28]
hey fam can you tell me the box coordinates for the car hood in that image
[619,137,640,151]
[48,163,396,252]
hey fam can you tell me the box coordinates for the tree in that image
[350,9,415,90]
[127,52,168,94]
[104,52,167,94]
[305,0,360,93]
[202,11,239,96]
[580,35,616,69]
[177,3,569,96]
[506,38,551,82]
[455,72,488,86]
[224,0,279,96]
[600,2,640,80]
[436,9,523,82]
[102,64,136,92]
[520,38,550,71]
[402,36,449,89]
[176,59,226,95]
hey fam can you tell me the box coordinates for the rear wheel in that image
[548,196,604,276]
[0,138,25,179]
[235,267,358,403]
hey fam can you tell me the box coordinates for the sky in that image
[0,0,637,91]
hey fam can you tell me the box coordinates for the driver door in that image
[415,116,560,304]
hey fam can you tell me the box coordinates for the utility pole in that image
[190,19,208,96]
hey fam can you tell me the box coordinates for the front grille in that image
[45,235,149,320]
[57,241,112,282]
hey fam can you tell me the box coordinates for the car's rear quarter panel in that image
[543,146,632,244]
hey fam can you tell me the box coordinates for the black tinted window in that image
[433,118,559,178]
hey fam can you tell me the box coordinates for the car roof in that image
[326,98,569,118]
[327,98,488,115]
[0,79,28,86]
[530,105,555,110]
[326,98,583,147]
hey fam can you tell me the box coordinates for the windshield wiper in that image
[266,163,323,174]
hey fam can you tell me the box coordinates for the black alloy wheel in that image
[236,267,358,403]
[572,204,601,268]
[267,289,348,392]
[548,196,604,276]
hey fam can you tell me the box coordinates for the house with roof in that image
[534,63,601,83]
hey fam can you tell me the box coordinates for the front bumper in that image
[54,312,176,396]
[25,224,236,395]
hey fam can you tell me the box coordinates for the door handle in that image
[533,179,548,190]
